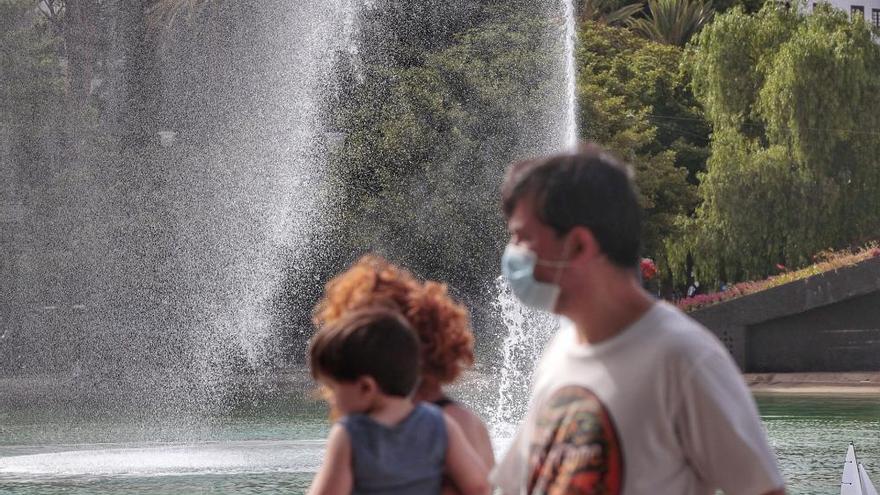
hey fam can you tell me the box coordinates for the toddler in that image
[307,306,489,495]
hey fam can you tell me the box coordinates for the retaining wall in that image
[689,257,880,372]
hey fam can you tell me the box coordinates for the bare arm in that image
[471,420,495,470]
[444,414,490,495]
[307,424,353,495]
[444,404,495,470]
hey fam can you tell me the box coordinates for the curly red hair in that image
[314,254,475,385]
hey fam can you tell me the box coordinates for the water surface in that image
[1,392,877,494]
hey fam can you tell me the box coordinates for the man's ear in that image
[567,226,600,264]
[357,376,379,395]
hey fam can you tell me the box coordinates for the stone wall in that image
[690,257,880,372]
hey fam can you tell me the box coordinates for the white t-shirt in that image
[491,301,783,495]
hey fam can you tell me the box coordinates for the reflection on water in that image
[0,391,330,495]
[0,473,314,495]
[1,392,878,494]
[0,441,325,478]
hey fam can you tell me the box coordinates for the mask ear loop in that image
[535,235,572,285]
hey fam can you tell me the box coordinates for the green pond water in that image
[0,391,878,494]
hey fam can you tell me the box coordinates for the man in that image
[492,144,784,495]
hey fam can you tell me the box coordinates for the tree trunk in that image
[63,0,100,107]
[118,0,161,149]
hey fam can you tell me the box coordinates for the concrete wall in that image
[747,291,880,372]
[690,256,880,372]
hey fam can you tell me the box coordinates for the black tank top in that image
[432,396,456,408]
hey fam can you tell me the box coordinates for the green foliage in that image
[577,0,645,26]
[325,10,563,295]
[707,0,763,15]
[0,0,65,163]
[0,1,63,111]
[147,0,218,28]
[358,0,506,69]
[689,4,796,128]
[576,22,705,280]
[678,243,880,312]
[628,0,715,46]
[680,3,880,285]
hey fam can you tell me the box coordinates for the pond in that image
[1,390,878,494]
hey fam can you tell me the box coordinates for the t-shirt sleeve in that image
[490,424,527,495]
[675,349,785,495]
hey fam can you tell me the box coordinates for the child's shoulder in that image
[414,401,444,417]
[339,402,445,433]
[400,402,446,430]
[411,403,450,444]
[340,403,449,457]
[411,402,450,431]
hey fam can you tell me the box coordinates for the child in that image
[313,255,495,470]
[307,306,490,495]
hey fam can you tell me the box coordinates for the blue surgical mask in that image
[501,243,569,312]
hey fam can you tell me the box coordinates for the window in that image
[851,5,864,19]
[872,8,880,26]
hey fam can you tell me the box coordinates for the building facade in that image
[814,0,880,27]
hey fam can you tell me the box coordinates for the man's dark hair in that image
[309,306,420,397]
[501,143,642,268]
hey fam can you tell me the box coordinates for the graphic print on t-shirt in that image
[527,385,623,495]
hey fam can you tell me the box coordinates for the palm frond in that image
[628,0,714,45]
[580,0,646,26]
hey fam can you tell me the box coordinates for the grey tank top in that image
[340,403,447,495]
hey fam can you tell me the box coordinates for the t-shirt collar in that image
[561,300,662,358]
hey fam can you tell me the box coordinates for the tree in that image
[628,0,714,46]
[116,1,162,147]
[1,1,65,166]
[576,22,704,286]
[356,0,516,69]
[146,0,218,27]
[577,0,645,26]
[678,4,880,285]
[323,10,565,299]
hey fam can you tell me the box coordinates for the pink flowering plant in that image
[678,242,880,312]
[640,258,657,281]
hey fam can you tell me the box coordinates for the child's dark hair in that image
[309,306,421,397]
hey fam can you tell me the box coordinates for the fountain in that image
[0,0,577,492]
[4,2,879,494]
[486,0,578,440]
[0,0,361,419]
[488,277,559,442]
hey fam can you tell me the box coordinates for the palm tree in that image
[628,0,714,46]
[579,0,646,27]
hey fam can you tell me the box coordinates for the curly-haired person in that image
[314,254,495,470]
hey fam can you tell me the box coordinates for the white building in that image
[813,0,880,27]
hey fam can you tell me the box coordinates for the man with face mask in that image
[492,144,784,495]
